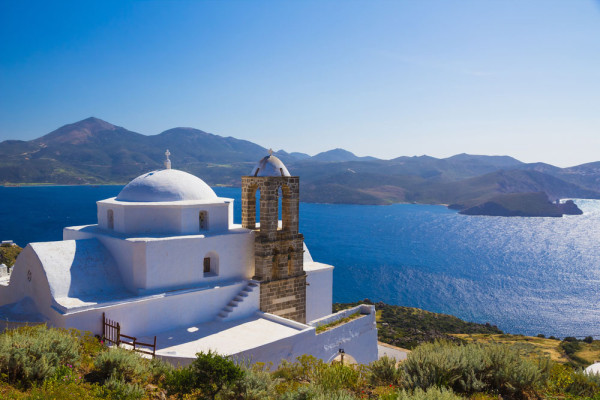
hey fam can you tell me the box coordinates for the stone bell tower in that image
[242,150,306,323]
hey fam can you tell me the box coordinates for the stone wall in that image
[259,275,306,323]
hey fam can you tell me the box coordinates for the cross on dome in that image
[164,149,172,169]
[268,148,273,156]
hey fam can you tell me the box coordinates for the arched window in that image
[107,209,114,230]
[255,188,261,227]
[203,251,219,277]
[199,211,208,231]
[277,186,283,230]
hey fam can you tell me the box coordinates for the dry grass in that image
[453,334,569,364]
[573,340,600,365]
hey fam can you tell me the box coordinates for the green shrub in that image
[164,365,197,398]
[584,336,594,344]
[220,364,278,400]
[26,381,105,400]
[278,383,360,400]
[91,347,147,384]
[368,355,400,386]
[165,350,243,400]
[273,354,366,394]
[547,363,600,397]
[315,362,364,392]
[401,340,548,398]
[389,387,462,400]
[0,325,80,387]
[99,375,145,400]
[147,357,172,384]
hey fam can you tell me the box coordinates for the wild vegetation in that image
[333,300,502,350]
[2,325,600,399]
[0,243,22,268]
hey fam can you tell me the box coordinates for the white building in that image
[0,151,377,366]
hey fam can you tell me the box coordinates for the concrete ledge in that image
[309,304,375,328]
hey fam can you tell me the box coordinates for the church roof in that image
[251,153,291,177]
[116,169,218,202]
[29,239,131,310]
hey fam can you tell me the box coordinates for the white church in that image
[0,151,377,366]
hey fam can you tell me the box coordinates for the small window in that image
[203,257,211,274]
[199,211,208,230]
[107,209,114,230]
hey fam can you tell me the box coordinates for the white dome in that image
[116,169,218,202]
[251,155,291,177]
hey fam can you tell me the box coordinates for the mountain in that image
[2,117,600,215]
[311,148,379,162]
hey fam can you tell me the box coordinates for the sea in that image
[1,185,599,338]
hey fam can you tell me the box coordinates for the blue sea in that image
[1,185,599,338]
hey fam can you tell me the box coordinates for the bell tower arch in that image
[242,151,306,323]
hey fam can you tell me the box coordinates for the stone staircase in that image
[216,281,259,321]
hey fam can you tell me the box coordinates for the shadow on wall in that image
[65,239,130,302]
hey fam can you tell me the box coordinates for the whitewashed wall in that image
[305,263,333,322]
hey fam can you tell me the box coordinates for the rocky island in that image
[456,192,583,217]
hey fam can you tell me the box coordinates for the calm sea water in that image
[1,185,599,338]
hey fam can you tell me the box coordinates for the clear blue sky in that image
[1,0,599,167]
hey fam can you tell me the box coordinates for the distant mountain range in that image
[2,117,600,214]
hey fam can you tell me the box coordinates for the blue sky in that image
[1,0,599,166]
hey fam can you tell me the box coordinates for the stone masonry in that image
[242,175,306,323]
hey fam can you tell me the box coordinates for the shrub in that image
[99,375,145,400]
[401,340,548,398]
[368,355,400,386]
[547,363,600,397]
[389,387,462,400]
[220,364,278,400]
[0,325,80,387]
[537,334,545,338]
[278,383,360,400]
[91,347,148,384]
[584,336,594,344]
[164,365,197,398]
[315,362,365,392]
[165,350,243,400]
[26,381,105,400]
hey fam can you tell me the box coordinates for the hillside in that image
[3,117,600,212]
[333,300,502,349]
[0,243,22,267]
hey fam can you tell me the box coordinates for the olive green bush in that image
[0,325,80,387]
[390,387,463,400]
[368,355,400,386]
[220,364,278,400]
[401,340,549,398]
[165,350,243,399]
[91,347,148,384]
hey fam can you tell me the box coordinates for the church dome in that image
[116,169,218,202]
[251,153,291,177]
